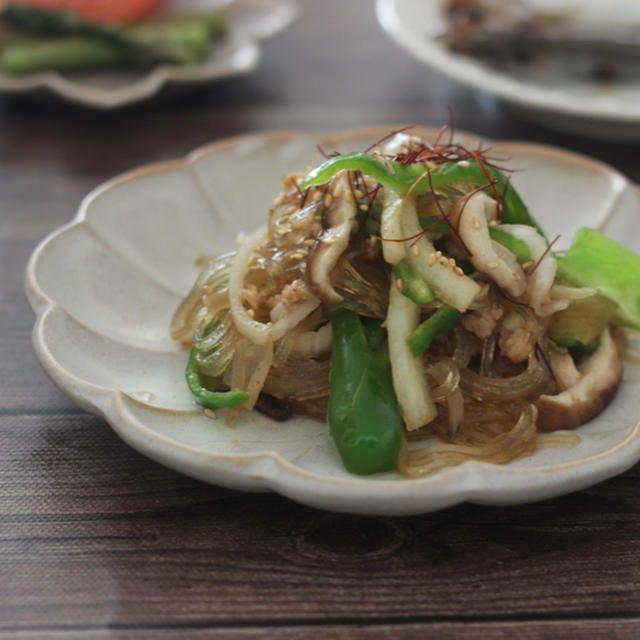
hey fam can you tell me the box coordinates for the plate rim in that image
[375,0,640,124]
[25,125,640,515]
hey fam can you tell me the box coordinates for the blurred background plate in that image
[376,0,640,140]
[0,0,298,108]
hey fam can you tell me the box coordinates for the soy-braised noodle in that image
[171,129,638,477]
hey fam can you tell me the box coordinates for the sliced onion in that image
[401,195,481,312]
[229,225,273,345]
[224,337,274,425]
[292,322,332,357]
[380,188,407,264]
[499,224,565,316]
[272,323,302,368]
[386,280,437,430]
[549,284,596,301]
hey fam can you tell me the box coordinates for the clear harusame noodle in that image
[171,127,640,477]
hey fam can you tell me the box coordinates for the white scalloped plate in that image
[376,0,640,140]
[0,0,297,108]
[25,126,640,515]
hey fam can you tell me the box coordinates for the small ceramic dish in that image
[0,0,298,108]
[375,0,640,140]
[25,126,640,515]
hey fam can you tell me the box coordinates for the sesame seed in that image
[324,193,333,208]
[435,250,442,258]
[454,266,464,276]
[302,238,315,246]
[457,160,470,168]
[285,205,298,216]
[354,189,364,199]
[439,257,448,266]
[396,278,404,291]
[471,216,481,230]
[513,273,521,281]
[247,308,255,318]
[427,253,437,266]
[411,244,420,257]
[521,260,533,269]
[359,203,368,211]
[204,409,218,420]
[448,257,456,267]
[487,260,499,269]
[333,182,344,198]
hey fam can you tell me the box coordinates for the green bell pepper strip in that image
[487,226,532,263]
[552,337,599,356]
[406,305,462,356]
[328,309,403,475]
[300,152,544,234]
[393,260,435,305]
[185,347,248,410]
[555,227,640,332]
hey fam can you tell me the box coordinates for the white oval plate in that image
[0,0,297,109]
[376,0,640,140]
[25,126,640,515]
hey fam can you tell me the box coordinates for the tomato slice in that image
[0,0,166,24]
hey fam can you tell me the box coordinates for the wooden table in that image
[2,1,639,637]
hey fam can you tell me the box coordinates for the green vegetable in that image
[406,305,462,356]
[555,227,640,331]
[185,347,248,410]
[393,260,435,304]
[547,295,614,352]
[328,309,403,475]
[419,218,450,235]
[300,152,543,233]
[488,226,532,263]
[0,5,228,73]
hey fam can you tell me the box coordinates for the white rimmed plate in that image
[376,0,640,140]
[25,126,640,515]
[0,0,298,109]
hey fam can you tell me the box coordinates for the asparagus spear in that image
[0,5,229,73]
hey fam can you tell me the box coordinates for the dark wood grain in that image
[1,0,640,637]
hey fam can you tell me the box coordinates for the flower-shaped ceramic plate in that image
[25,126,640,515]
[0,0,298,109]
[376,0,640,140]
